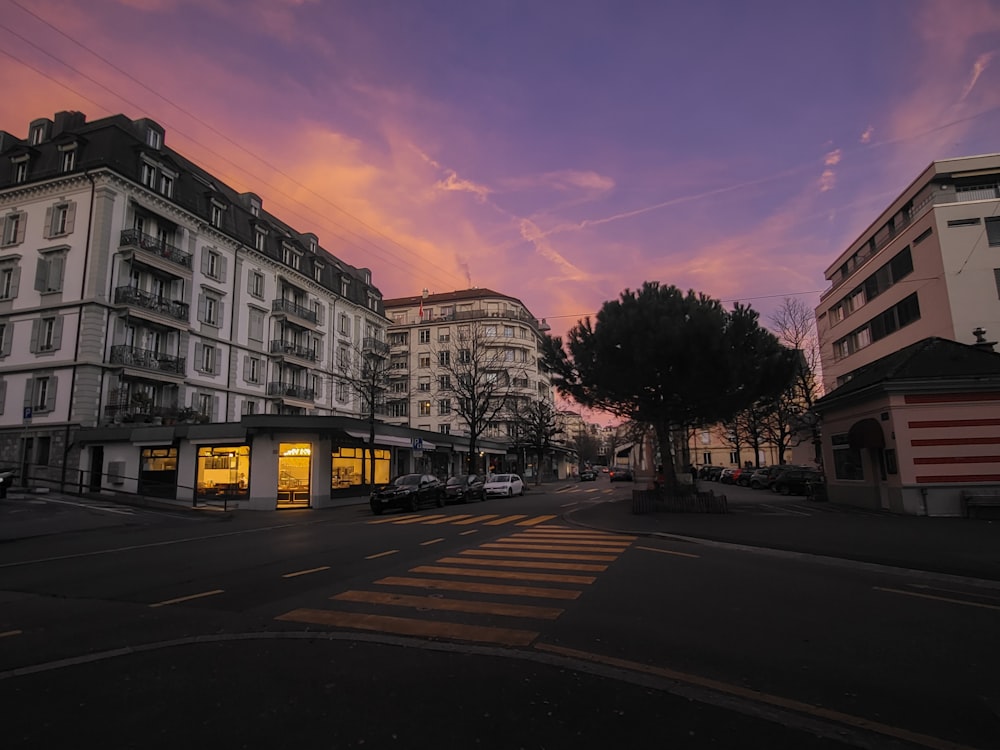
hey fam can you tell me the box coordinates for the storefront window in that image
[332,447,389,488]
[139,446,178,498]
[832,434,864,480]
[196,445,249,501]
[278,442,311,503]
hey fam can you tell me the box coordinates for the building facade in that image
[815,154,1000,391]
[0,110,393,507]
[381,289,558,476]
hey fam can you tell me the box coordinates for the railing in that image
[119,229,192,269]
[110,344,186,374]
[449,308,540,330]
[267,382,316,400]
[102,402,177,421]
[362,337,390,356]
[269,340,318,361]
[114,286,189,321]
[271,298,318,324]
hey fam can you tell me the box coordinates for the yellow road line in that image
[534,643,979,750]
[276,608,538,647]
[453,515,498,525]
[410,564,596,585]
[420,538,445,546]
[424,514,473,525]
[516,515,557,526]
[518,528,636,539]
[635,545,700,559]
[374,576,581,600]
[874,586,1000,611]
[480,542,629,553]
[483,514,528,525]
[462,549,618,562]
[436,556,608,572]
[367,516,405,524]
[508,535,634,546]
[282,565,331,578]
[365,549,399,560]
[331,590,564,619]
[149,589,224,608]
[0,629,22,638]
[392,514,447,524]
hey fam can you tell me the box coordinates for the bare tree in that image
[334,336,391,484]
[769,297,824,464]
[572,428,603,466]
[432,322,530,474]
[509,399,563,484]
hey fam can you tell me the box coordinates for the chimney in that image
[52,111,86,137]
[972,327,997,353]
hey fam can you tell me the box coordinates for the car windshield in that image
[394,475,421,486]
[492,475,512,483]
[446,476,465,486]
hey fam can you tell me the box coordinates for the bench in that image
[961,489,1000,518]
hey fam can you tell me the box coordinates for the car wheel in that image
[436,491,445,508]
[780,484,791,496]
[408,495,420,512]
[507,488,513,497]
[369,499,383,516]
[459,492,467,504]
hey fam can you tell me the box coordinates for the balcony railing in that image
[110,344,186,375]
[103,402,177,422]
[119,229,192,269]
[114,286,189,322]
[271,298,318,324]
[362,337,390,356]
[267,382,316,400]
[269,340,318,361]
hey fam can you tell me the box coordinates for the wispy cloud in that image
[502,170,615,194]
[436,169,491,202]
[961,51,995,101]
[818,149,841,192]
[859,125,874,144]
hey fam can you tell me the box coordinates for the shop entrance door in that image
[277,443,311,505]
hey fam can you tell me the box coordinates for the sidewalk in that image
[567,495,1000,582]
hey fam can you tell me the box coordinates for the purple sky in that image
[3,0,1000,341]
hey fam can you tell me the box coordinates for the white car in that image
[484,473,524,497]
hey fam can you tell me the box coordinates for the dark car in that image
[579,468,598,481]
[705,466,724,482]
[771,468,823,496]
[749,466,783,490]
[609,466,633,482]
[370,473,444,514]
[444,473,485,503]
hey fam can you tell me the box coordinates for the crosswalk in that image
[275,525,636,647]
[367,513,559,527]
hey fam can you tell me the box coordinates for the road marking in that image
[436,556,608,572]
[534,642,980,750]
[511,533,633,543]
[392,514,447,524]
[367,515,407,524]
[760,504,811,516]
[459,529,478,536]
[148,589,224,608]
[32,497,137,515]
[479,542,629,553]
[483,514,528,525]
[453,514,498,525]
[462,549,618,562]
[909,583,1000,602]
[331,590,564,619]
[874,586,1000,611]
[518,529,636,540]
[276,608,538,647]
[420,538,445,546]
[516,514,557,526]
[410,564,596,585]
[0,630,22,638]
[560,501,579,507]
[636,545,700,559]
[365,549,399,560]
[374,576,581,600]
[423,514,473,524]
[282,566,331,578]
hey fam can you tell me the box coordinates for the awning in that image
[346,431,436,451]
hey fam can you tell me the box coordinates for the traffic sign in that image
[22,407,32,422]
[411,438,423,451]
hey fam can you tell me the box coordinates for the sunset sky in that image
[3,0,1000,345]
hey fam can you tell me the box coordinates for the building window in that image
[146,129,162,149]
[210,203,223,228]
[438,375,451,390]
[254,230,265,251]
[339,314,350,335]
[30,375,55,412]
[418,400,431,416]
[987,217,1000,246]
[418,377,430,391]
[47,203,75,237]
[438,351,450,366]
[419,354,431,368]
[418,329,430,344]
[140,162,156,188]
[439,424,451,435]
[201,344,216,373]
[205,250,221,280]
[336,381,349,402]
[341,279,349,296]
[832,434,864,480]
[249,271,264,298]
[1,212,24,247]
[245,356,260,384]
[30,126,45,145]
[504,326,514,337]
[702,452,711,465]
[459,348,471,364]
[438,399,451,415]
[313,263,323,282]
[202,296,220,326]
[12,158,28,183]
[60,148,76,173]
[248,308,265,342]
[34,252,66,293]
[729,451,739,464]
[159,173,174,198]
[33,316,61,352]
[0,267,17,300]
[250,198,260,217]
[947,217,981,227]
[243,400,258,415]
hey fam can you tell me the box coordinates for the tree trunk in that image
[654,422,677,488]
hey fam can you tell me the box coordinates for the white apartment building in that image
[0,110,387,504]
[815,154,1000,390]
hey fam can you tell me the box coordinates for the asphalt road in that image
[1,479,997,749]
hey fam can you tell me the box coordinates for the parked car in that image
[704,466,724,482]
[719,468,738,484]
[370,473,444,514]
[444,473,485,503]
[484,473,524,497]
[771,468,823,496]
[735,468,756,487]
[579,468,598,481]
[609,466,634,482]
[749,466,782,490]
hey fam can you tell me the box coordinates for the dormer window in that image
[282,244,301,270]
[146,129,162,149]
[250,198,261,217]
[140,161,156,189]
[313,262,323,282]
[254,228,266,252]
[309,238,317,253]
[60,146,76,173]
[210,200,225,228]
[11,156,28,184]
[30,126,45,145]
[159,170,175,198]
[341,278,350,296]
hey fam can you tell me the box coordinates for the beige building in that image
[816,154,1000,391]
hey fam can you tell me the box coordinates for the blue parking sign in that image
[22,407,32,421]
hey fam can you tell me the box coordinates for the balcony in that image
[269,340,318,362]
[272,298,318,325]
[114,286,189,322]
[267,381,316,401]
[110,344,186,375]
[362,337,390,357]
[103,401,177,423]
[119,229,192,270]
